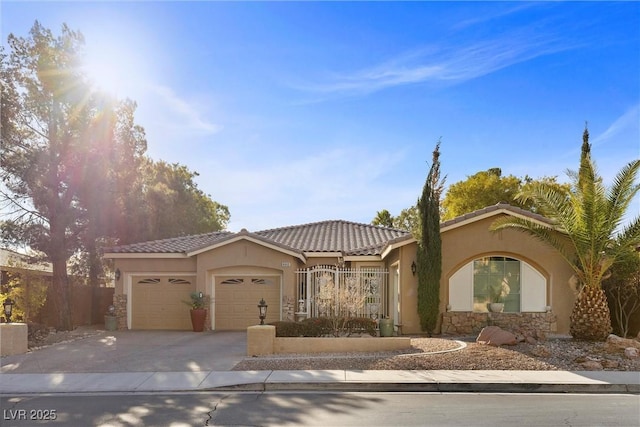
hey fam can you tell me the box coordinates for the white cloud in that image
[148,84,222,136]
[592,104,640,147]
[452,3,541,30]
[297,29,578,99]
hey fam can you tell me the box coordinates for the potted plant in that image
[184,292,208,332]
[488,281,510,313]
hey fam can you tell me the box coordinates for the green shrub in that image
[345,317,377,336]
[300,317,333,336]
[270,321,305,337]
[272,317,378,337]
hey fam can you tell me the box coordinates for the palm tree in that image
[372,209,395,228]
[490,132,640,341]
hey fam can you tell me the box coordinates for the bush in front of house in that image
[271,317,377,337]
[300,317,333,336]
[345,317,377,337]
[269,321,306,337]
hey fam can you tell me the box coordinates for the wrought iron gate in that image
[295,265,389,319]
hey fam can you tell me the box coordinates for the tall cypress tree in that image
[417,141,445,334]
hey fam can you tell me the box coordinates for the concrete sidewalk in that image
[1,369,638,394]
[1,328,638,394]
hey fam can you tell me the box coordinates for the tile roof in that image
[106,206,557,256]
[255,220,410,255]
[106,220,412,256]
[440,203,555,230]
[107,231,233,253]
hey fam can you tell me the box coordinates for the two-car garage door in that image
[130,274,281,330]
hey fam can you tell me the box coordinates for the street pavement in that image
[1,327,638,394]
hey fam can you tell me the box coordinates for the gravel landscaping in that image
[233,336,640,372]
[24,325,640,372]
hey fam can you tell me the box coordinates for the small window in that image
[252,278,274,286]
[220,278,244,285]
[168,278,191,285]
[137,278,161,284]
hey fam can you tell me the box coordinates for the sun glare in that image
[82,35,146,98]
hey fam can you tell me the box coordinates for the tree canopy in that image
[128,159,230,243]
[371,209,394,228]
[441,168,570,220]
[1,22,229,328]
[375,170,568,238]
[416,141,445,334]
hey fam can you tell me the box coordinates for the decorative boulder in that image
[624,348,639,359]
[580,360,604,370]
[476,326,518,347]
[605,334,640,353]
[602,359,620,369]
[530,345,551,358]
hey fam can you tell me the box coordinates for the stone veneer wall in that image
[441,311,558,335]
[282,296,294,322]
[113,294,128,330]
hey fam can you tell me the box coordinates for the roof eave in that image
[103,252,190,259]
[304,251,343,258]
[186,233,307,263]
[380,236,417,259]
[343,255,382,262]
[440,207,555,233]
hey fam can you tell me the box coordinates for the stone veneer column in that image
[113,294,128,330]
[282,296,294,322]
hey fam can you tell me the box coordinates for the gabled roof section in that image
[185,228,306,262]
[104,220,412,259]
[105,231,233,254]
[440,203,555,232]
[255,220,411,256]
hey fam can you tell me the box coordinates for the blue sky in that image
[2,1,639,232]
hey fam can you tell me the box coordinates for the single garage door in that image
[215,276,281,330]
[131,276,196,330]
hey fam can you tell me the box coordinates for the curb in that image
[209,382,640,394]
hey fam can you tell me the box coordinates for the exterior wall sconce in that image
[115,268,121,281]
[258,298,268,325]
[411,261,417,276]
[3,298,14,323]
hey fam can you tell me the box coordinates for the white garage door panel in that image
[215,276,280,331]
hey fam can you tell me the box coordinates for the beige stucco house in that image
[103,203,575,335]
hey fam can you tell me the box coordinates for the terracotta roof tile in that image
[440,203,555,229]
[106,220,411,256]
[107,231,232,253]
[255,220,409,255]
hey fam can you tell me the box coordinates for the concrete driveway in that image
[0,329,247,374]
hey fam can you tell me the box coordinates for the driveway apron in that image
[0,330,247,374]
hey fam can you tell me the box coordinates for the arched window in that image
[473,257,520,312]
[448,256,547,312]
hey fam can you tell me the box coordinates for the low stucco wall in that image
[0,323,28,356]
[247,325,411,356]
[274,336,411,354]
